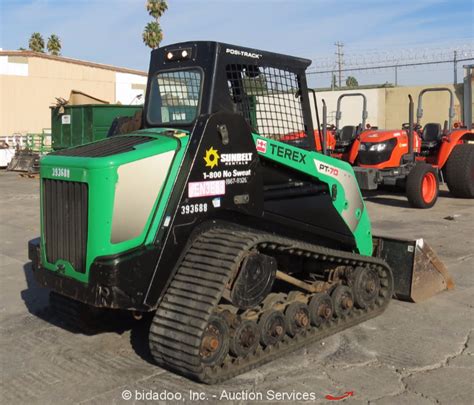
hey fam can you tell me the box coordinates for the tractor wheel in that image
[406,164,439,208]
[445,144,474,198]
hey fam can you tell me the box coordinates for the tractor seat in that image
[336,125,357,147]
[421,123,442,149]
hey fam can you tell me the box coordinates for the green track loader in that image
[28,41,453,383]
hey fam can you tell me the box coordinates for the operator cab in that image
[144,41,316,150]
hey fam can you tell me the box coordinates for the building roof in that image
[0,50,147,76]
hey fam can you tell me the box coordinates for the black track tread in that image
[174,274,226,289]
[149,225,393,384]
[179,267,230,282]
[49,292,97,332]
[445,143,474,198]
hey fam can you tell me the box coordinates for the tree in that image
[143,0,167,49]
[142,21,163,49]
[146,0,168,19]
[346,76,359,88]
[47,34,62,56]
[28,32,45,53]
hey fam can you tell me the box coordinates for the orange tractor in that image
[283,92,369,157]
[350,88,474,207]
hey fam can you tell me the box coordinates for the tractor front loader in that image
[28,42,452,383]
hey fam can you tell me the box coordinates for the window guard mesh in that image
[226,64,307,142]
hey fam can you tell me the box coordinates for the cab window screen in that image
[148,69,201,125]
[226,64,306,141]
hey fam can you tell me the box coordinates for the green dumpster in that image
[50,104,142,151]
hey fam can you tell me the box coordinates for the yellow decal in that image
[204,147,220,169]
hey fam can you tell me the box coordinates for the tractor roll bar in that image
[335,93,368,130]
[416,88,455,129]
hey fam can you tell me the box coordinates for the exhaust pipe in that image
[408,95,414,156]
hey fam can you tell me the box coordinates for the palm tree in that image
[29,32,45,53]
[146,0,168,19]
[143,1,167,49]
[346,76,359,88]
[143,21,163,49]
[47,34,62,56]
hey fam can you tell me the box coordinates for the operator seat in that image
[421,123,442,149]
[336,125,357,148]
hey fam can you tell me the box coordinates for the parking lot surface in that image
[1,170,472,404]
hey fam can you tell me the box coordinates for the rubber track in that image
[149,226,393,383]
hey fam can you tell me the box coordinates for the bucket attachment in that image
[374,236,454,302]
[7,150,39,173]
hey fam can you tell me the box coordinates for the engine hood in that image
[360,129,408,144]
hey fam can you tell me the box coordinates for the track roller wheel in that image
[229,320,260,357]
[406,163,439,208]
[199,314,229,366]
[308,293,333,327]
[352,267,380,309]
[331,285,354,318]
[259,310,286,347]
[285,302,310,337]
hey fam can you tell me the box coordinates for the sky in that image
[1,0,473,87]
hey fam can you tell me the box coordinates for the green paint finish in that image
[39,129,189,283]
[253,134,373,256]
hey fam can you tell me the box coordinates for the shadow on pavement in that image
[363,193,410,208]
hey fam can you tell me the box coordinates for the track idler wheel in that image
[285,302,310,336]
[259,310,286,347]
[308,293,333,327]
[229,320,260,357]
[199,314,230,366]
[331,285,354,318]
[352,267,380,309]
[230,253,277,309]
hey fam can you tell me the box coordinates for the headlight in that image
[369,142,388,152]
[360,141,392,152]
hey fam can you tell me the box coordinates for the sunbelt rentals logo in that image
[204,147,220,169]
[204,147,253,169]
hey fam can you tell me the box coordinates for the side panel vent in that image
[51,136,153,158]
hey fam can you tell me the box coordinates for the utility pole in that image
[395,65,398,86]
[453,50,458,85]
[335,41,344,87]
